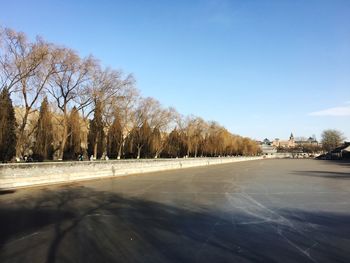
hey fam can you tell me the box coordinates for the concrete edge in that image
[0,156,279,190]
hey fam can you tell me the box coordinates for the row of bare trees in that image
[0,27,260,162]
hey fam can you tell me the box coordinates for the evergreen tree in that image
[165,129,184,158]
[138,121,152,158]
[107,113,123,159]
[124,130,135,158]
[33,97,54,161]
[88,100,105,159]
[0,88,17,162]
[64,107,81,160]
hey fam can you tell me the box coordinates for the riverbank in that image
[0,156,273,190]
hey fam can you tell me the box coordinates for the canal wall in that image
[0,155,284,190]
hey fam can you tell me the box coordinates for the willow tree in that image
[184,116,207,157]
[108,85,138,159]
[33,97,53,160]
[133,97,174,158]
[0,88,16,162]
[127,120,152,159]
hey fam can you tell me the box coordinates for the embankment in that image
[0,155,284,190]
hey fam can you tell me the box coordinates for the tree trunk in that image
[16,107,30,157]
[94,142,98,159]
[58,113,68,160]
[117,145,122,160]
[58,126,67,160]
[137,145,142,159]
[117,137,124,160]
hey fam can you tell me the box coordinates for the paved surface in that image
[0,159,349,263]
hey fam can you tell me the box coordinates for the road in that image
[0,159,349,263]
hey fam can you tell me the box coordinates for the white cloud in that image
[309,105,350,116]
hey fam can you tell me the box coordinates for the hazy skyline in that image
[1,0,349,140]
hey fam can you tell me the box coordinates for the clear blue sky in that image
[1,0,349,140]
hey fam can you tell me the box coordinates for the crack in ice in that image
[225,191,320,262]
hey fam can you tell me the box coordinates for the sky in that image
[1,0,349,141]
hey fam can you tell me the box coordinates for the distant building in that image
[263,138,271,145]
[259,138,277,154]
[270,133,320,148]
[272,133,295,148]
[260,144,277,154]
[342,143,350,159]
[330,142,350,159]
[295,137,319,146]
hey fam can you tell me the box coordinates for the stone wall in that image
[0,156,276,190]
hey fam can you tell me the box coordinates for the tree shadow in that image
[292,170,350,179]
[0,190,16,195]
[0,186,350,262]
[316,159,350,168]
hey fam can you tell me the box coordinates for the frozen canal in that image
[0,159,349,262]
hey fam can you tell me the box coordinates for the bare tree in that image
[321,129,345,152]
[15,41,58,156]
[1,26,262,160]
[87,66,136,158]
[134,97,174,158]
[109,84,139,159]
[0,28,56,156]
[82,66,132,118]
[150,107,178,158]
[0,28,44,93]
[47,48,95,159]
